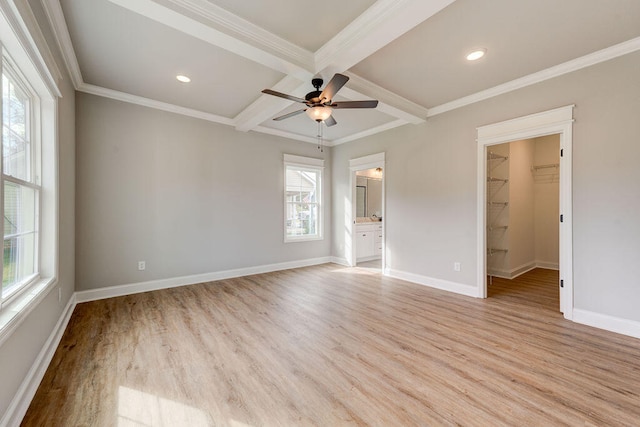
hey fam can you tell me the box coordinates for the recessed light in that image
[176,75,191,83]
[466,48,487,61]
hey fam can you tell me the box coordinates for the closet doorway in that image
[485,136,560,308]
[476,106,574,318]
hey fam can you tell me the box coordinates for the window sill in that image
[285,236,324,243]
[0,276,57,348]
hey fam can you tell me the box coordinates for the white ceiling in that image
[45,0,640,146]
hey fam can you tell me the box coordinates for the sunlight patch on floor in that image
[118,386,210,426]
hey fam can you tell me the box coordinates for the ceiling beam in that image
[315,0,456,73]
[107,0,313,80]
[234,76,309,132]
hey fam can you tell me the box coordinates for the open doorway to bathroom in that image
[355,167,384,270]
[348,152,385,272]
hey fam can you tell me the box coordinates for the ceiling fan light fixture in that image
[176,74,191,83]
[305,106,332,122]
[466,48,487,61]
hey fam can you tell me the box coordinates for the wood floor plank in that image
[22,266,640,426]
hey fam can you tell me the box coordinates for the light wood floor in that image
[23,265,640,426]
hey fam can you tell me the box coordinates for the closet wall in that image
[488,135,559,278]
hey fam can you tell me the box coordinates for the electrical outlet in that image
[138,261,146,271]
[454,262,461,272]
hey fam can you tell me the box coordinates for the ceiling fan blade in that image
[262,89,307,104]
[330,100,379,109]
[320,73,349,102]
[324,115,337,127]
[273,109,306,121]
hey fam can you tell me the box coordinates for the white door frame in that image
[476,106,574,319]
[348,153,386,269]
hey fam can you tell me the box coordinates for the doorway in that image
[486,136,560,308]
[476,106,574,319]
[348,153,385,272]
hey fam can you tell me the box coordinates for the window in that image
[284,154,324,242]
[1,61,40,302]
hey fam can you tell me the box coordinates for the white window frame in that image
[1,57,42,304]
[283,154,324,242]
[0,4,60,347]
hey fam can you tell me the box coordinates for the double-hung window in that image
[1,60,40,302]
[284,154,324,242]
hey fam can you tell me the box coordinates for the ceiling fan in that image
[262,73,378,127]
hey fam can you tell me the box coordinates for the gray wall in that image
[331,51,640,322]
[0,0,76,419]
[75,93,331,290]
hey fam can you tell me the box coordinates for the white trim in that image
[489,261,559,279]
[0,278,57,348]
[573,309,640,340]
[315,0,455,73]
[347,153,385,269]
[340,74,428,124]
[76,257,332,303]
[107,0,311,80]
[41,0,82,89]
[333,119,407,146]
[0,292,76,427]
[252,126,320,145]
[78,82,235,126]
[329,256,350,267]
[386,268,478,298]
[428,37,640,118]
[349,152,386,169]
[283,154,324,167]
[165,0,313,71]
[0,0,61,98]
[476,105,574,319]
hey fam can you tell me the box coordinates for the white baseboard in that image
[489,261,558,280]
[329,256,350,267]
[386,269,479,298]
[535,260,559,270]
[76,256,332,303]
[0,294,77,427]
[573,309,640,340]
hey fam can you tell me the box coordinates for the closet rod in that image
[488,201,508,206]
[487,248,508,255]
[487,177,508,182]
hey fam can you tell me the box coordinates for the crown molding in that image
[0,0,62,97]
[41,0,82,89]
[332,119,407,146]
[78,82,235,126]
[427,36,640,118]
[164,0,314,73]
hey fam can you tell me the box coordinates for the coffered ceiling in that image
[43,0,640,146]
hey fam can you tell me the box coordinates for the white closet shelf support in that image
[487,177,509,183]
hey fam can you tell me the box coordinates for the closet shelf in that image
[487,248,508,255]
[488,152,508,160]
[532,163,559,170]
[487,225,508,231]
[487,177,509,183]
